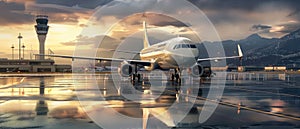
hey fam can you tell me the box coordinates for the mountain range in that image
[197,29,300,67]
[199,29,300,67]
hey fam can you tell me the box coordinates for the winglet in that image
[237,44,243,58]
[143,21,150,49]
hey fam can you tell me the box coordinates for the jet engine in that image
[144,62,159,71]
[119,63,133,77]
[190,64,204,77]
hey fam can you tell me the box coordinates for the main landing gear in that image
[131,64,141,84]
[131,73,141,83]
[171,68,181,84]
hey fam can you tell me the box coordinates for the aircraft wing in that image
[114,50,140,54]
[35,54,152,66]
[197,44,243,62]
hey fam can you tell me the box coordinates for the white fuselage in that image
[140,37,199,70]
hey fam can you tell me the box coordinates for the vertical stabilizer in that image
[143,21,150,48]
[237,44,243,57]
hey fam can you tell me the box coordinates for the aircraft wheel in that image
[132,74,136,82]
[178,77,182,84]
[175,74,180,82]
[137,74,141,82]
[171,74,175,81]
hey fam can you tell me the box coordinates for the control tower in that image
[35,15,49,60]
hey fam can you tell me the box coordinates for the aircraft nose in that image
[183,49,199,59]
[182,49,199,66]
[192,49,199,58]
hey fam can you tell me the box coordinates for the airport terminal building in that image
[0,15,71,73]
[0,58,71,72]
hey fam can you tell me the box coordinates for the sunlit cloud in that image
[24,2,93,24]
[270,26,285,33]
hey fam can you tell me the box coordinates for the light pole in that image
[11,44,14,60]
[22,43,25,59]
[17,33,23,60]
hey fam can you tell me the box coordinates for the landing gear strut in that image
[171,68,181,84]
[131,64,141,83]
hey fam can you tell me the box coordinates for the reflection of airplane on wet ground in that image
[37,21,243,83]
[98,78,202,128]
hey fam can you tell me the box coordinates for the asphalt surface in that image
[0,72,299,129]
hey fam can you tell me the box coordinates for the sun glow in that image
[269,26,284,33]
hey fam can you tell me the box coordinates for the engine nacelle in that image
[144,62,159,71]
[190,64,204,77]
[119,63,133,77]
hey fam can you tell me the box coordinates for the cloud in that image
[0,1,34,25]
[2,0,300,43]
[25,2,93,24]
[61,35,119,48]
[60,34,122,58]
[122,13,190,28]
[250,24,272,31]
[91,0,299,40]
[181,0,300,39]
[0,0,96,25]
[188,0,300,12]
[287,9,300,17]
[249,21,300,38]
[149,18,190,28]
[35,0,111,9]
[276,21,300,33]
[154,21,188,27]
[93,0,157,19]
[103,12,194,42]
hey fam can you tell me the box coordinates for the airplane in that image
[37,21,243,83]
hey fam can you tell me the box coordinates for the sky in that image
[0,0,300,64]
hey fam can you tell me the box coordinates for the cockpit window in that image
[190,44,196,48]
[173,44,178,49]
[182,44,189,48]
[173,44,197,49]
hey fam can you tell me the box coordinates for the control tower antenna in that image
[17,33,22,60]
[35,15,49,60]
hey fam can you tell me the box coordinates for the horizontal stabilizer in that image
[197,44,243,62]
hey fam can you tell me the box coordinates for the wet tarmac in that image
[0,72,299,129]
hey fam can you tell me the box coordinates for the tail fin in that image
[237,44,243,58]
[143,21,150,48]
